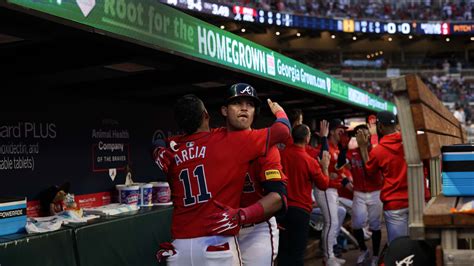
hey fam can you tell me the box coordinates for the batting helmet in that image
[226,83,261,106]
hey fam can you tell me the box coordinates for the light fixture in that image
[446,37,450,42]
[275,31,280,36]
[220,25,225,29]
[371,53,375,57]
[375,52,379,56]
[380,51,384,55]
[352,36,357,41]
[471,37,474,41]
[408,35,413,39]
[241,28,246,33]
[366,55,370,59]
[296,32,301,37]
[331,34,336,39]
[388,37,393,42]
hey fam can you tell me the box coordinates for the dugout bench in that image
[391,74,471,265]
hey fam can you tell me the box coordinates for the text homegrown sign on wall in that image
[6,0,395,113]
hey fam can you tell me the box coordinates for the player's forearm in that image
[268,111,291,146]
[257,192,282,219]
[319,137,328,159]
[359,146,369,163]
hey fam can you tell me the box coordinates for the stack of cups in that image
[135,183,153,207]
[151,181,172,206]
[116,184,140,205]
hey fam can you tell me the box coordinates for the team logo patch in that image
[243,173,255,193]
[186,142,194,148]
[239,86,252,95]
[265,170,281,180]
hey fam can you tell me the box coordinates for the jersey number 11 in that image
[179,164,212,206]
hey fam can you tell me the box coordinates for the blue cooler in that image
[0,197,27,236]
[442,145,474,196]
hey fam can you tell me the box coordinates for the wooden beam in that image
[423,194,457,227]
[411,103,462,138]
[453,197,474,226]
[405,75,461,127]
[417,132,463,160]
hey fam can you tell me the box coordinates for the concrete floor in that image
[303,224,388,266]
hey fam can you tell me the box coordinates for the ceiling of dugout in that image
[0,5,374,122]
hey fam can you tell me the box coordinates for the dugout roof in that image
[0,0,395,120]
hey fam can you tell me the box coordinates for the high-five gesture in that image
[319,120,329,138]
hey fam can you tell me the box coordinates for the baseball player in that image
[348,124,383,265]
[315,119,351,266]
[278,123,330,266]
[219,84,289,266]
[356,111,408,244]
[238,145,287,266]
[154,89,290,265]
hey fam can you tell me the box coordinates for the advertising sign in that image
[7,0,394,113]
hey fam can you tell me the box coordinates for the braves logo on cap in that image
[239,86,252,95]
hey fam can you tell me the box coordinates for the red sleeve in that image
[268,111,291,147]
[309,158,329,190]
[257,146,286,183]
[305,145,319,159]
[242,111,290,160]
[365,148,381,177]
[328,176,343,188]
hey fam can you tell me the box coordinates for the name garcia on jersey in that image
[174,142,206,166]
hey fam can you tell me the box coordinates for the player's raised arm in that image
[266,98,291,147]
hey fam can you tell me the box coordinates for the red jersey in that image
[280,144,329,213]
[240,146,287,208]
[370,134,379,146]
[279,136,320,159]
[305,144,319,159]
[317,142,345,189]
[168,128,270,238]
[347,148,383,193]
[365,132,408,210]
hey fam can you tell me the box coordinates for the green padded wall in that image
[74,206,172,266]
[0,229,77,266]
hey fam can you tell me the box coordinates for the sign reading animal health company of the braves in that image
[6,0,395,112]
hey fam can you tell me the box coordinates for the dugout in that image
[0,1,394,265]
[0,0,394,200]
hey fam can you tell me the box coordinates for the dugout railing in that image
[391,74,472,265]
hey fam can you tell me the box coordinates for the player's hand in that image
[345,181,354,192]
[318,150,330,172]
[206,200,243,235]
[156,242,176,263]
[355,129,370,148]
[267,99,284,115]
[338,131,350,150]
[319,120,329,138]
[153,147,173,174]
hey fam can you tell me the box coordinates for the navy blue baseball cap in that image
[376,111,397,125]
[226,83,261,106]
[329,119,348,131]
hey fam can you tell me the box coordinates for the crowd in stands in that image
[220,0,474,21]
[345,74,473,125]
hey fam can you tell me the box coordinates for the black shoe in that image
[333,244,343,258]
